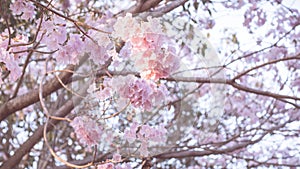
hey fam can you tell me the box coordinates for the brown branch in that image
[28,0,110,34]
[0,64,75,122]
[154,120,290,160]
[128,0,163,14]
[0,84,89,169]
[233,55,300,81]
[0,55,88,122]
[54,152,111,169]
[96,70,300,107]
[10,33,45,99]
[138,0,189,18]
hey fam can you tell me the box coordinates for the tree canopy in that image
[0,0,299,168]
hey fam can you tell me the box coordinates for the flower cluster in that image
[110,75,168,111]
[10,0,35,20]
[38,15,113,65]
[97,163,114,169]
[70,116,102,148]
[87,77,113,101]
[0,48,21,84]
[97,163,132,169]
[84,29,112,66]
[124,122,167,156]
[97,153,130,169]
[130,33,180,80]
[0,31,28,85]
[243,4,266,28]
[113,14,180,81]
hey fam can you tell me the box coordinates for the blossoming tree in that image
[0,0,299,168]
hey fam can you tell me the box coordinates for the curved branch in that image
[0,56,88,122]
[0,84,89,169]
[0,64,75,122]
[128,0,163,14]
[154,120,290,159]
[138,0,189,18]
[233,55,300,81]
[96,70,300,107]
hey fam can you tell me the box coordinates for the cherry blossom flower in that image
[70,116,102,148]
[10,0,35,20]
[112,13,141,41]
[97,163,114,169]
[55,34,84,65]
[110,75,168,111]
[0,48,22,83]
[124,122,167,156]
[115,163,132,169]
[113,153,122,162]
[124,122,138,143]
[112,14,180,81]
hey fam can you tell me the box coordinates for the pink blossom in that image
[137,124,167,143]
[112,13,141,41]
[84,31,111,66]
[222,0,245,9]
[119,42,132,59]
[55,34,83,65]
[243,5,266,28]
[88,30,111,48]
[113,153,122,162]
[139,141,149,157]
[97,163,114,169]
[10,0,35,20]
[10,0,25,15]
[87,80,113,100]
[70,116,102,148]
[141,16,163,34]
[0,48,22,82]
[20,3,35,20]
[111,75,168,110]
[124,122,167,156]
[131,33,180,81]
[124,122,138,143]
[52,26,68,44]
[198,17,216,29]
[115,163,132,169]
[112,15,180,81]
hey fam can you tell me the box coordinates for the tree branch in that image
[0,64,75,122]
[95,70,300,107]
[0,55,89,122]
[128,0,163,14]
[0,84,89,169]
[138,0,189,18]
[154,120,290,159]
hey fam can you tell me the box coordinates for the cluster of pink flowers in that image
[84,29,112,66]
[37,16,88,65]
[130,33,180,80]
[87,77,113,101]
[70,116,102,148]
[10,0,35,20]
[97,163,114,169]
[37,14,113,65]
[0,31,28,85]
[55,34,84,65]
[124,122,167,156]
[97,163,132,169]
[97,153,132,169]
[110,75,168,111]
[113,14,180,81]
[243,4,266,28]
[90,75,168,111]
[0,48,21,84]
